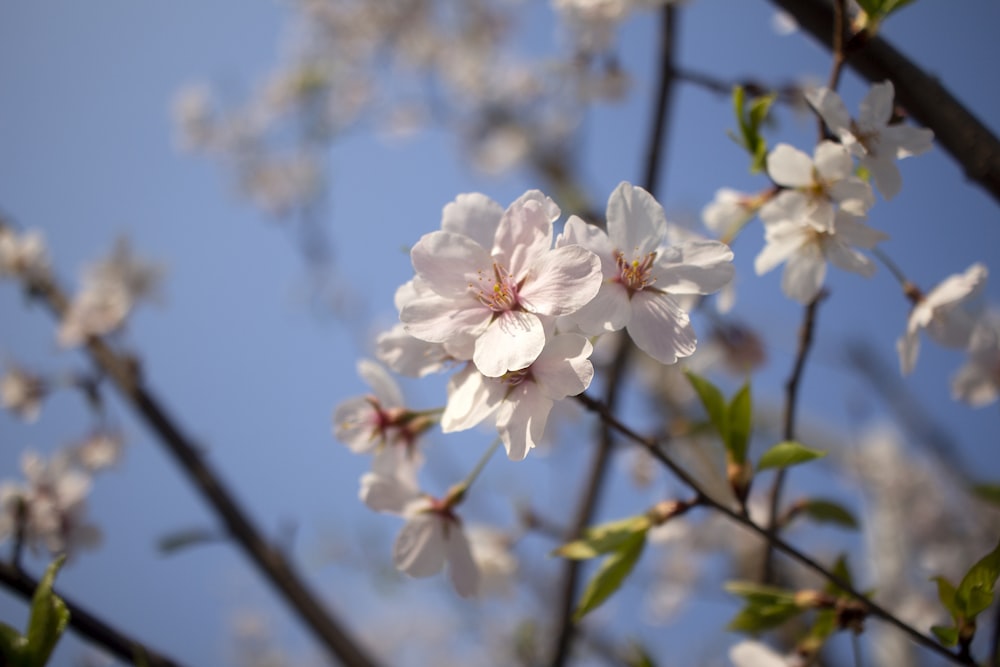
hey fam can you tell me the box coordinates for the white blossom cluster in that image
[333,181,733,594]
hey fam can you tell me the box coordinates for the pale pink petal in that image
[564,281,632,335]
[473,311,546,377]
[411,231,491,298]
[755,227,806,275]
[814,141,854,182]
[441,193,504,249]
[400,291,490,344]
[883,125,934,158]
[531,334,594,399]
[394,514,446,577]
[859,81,895,130]
[729,640,789,667]
[333,397,378,453]
[359,471,418,514]
[446,527,480,598]
[606,182,667,255]
[493,191,558,276]
[805,87,852,136]
[828,179,875,216]
[518,245,602,316]
[357,359,404,407]
[759,191,810,225]
[496,384,552,461]
[627,292,697,364]
[823,239,876,277]
[557,216,616,279]
[834,214,888,249]
[766,144,815,188]
[376,324,451,377]
[781,243,826,304]
[441,364,502,432]
[653,240,734,295]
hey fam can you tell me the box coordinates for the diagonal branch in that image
[765,0,1000,206]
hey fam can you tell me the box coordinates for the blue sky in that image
[2,1,999,665]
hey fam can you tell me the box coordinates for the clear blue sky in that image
[1,1,999,665]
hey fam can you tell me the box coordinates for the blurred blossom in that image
[729,640,802,667]
[0,450,101,558]
[70,431,125,473]
[58,237,165,347]
[465,525,518,596]
[952,310,1000,407]
[770,11,798,36]
[171,84,216,151]
[0,226,48,280]
[1,364,47,422]
[240,155,321,217]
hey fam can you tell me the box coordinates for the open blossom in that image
[1,365,47,422]
[755,208,887,304]
[761,141,874,232]
[0,451,101,558]
[360,453,479,597]
[557,181,734,364]
[898,262,987,375]
[806,80,934,199]
[729,640,802,667]
[441,332,594,461]
[951,311,1000,407]
[702,188,761,242]
[401,190,602,377]
[0,227,48,280]
[333,359,429,455]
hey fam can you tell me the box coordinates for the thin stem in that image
[872,246,911,289]
[0,560,189,667]
[461,437,502,491]
[827,0,848,92]
[641,3,678,197]
[762,291,826,583]
[764,0,1000,206]
[22,274,381,667]
[573,392,975,666]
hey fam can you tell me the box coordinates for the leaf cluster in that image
[0,557,70,667]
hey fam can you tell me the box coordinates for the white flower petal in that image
[532,333,594,399]
[627,292,696,364]
[859,80,895,130]
[606,182,667,256]
[766,144,815,188]
[565,281,632,335]
[805,87,852,136]
[496,385,552,461]
[400,291,490,344]
[814,140,853,182]
[446,526,480,598]
[781,243,826,304]
[473,311,546,377]
[411,231,491,298]
[518,244,602,316]
[653,241,734,295]
[357,359,403,407]
[394,514,446,578]
[441,364,501,432]
[441,193,504,249]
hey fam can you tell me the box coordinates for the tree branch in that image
[765,0,1000,206]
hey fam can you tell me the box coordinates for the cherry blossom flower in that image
[729,640,801,667]
[360,454,479,598]
[1,365,47,422]
[951,311,1000,407]
[755,209,887,304]
[465,525,518,597]
[701,188,761,243]
[556,181,734,364]
[0,450,101,558]
[333,359,430,455]
[897,262,987,375]
[806,81,934,199]
[761,142,874,232]
[441,332,594,461]
[401,190,602,377]
[0,226,48,280]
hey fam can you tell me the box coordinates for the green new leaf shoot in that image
[932,576,960,620]
[931,624,959,647]
[800,500,858,529]
[573,531,646,622]
[553,515,652,560]
[684,371,728,445]
[25,555,69,667]
[955,538,1000,619]
[727,382,752,463]
[757,441,826,472]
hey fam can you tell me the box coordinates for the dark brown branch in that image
[0,560,188,667]
[766,0,1000,206]
[573,392,976,667]
[762,291,827,584]
[22,276,380,667]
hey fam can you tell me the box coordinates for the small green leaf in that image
[799,500,858,529]
[932,576,960,620]
[971,483,1000,507]
[726,584,804,634]
[727,382,752,463]
[931,624,959,647]
[553,515,652,560]
[798,608,837,655]
[955,538,1000,619]
[25,555,69,667]
[748,94,776,132]
[684,371,728,445]
[157,527,224,555]
[622,641,657,667]
[725,581,799,604]
[757,441,826,472]
[0,623,28,665]
[824,554,856,597]
[573,531,646,621]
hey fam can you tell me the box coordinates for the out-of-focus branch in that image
[0,560,187,667]
[574,391,976,666]
[20,275,381,667]
[765,0,1000,206]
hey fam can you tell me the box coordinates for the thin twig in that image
[21,274,381,667]
[574,392,975,666]
[0,560,189,667]
[765,0,1000,206]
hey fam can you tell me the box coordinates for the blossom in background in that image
[0,226,48,280]
[806,80,934,199]
[58,237,164,347]
[951,311,1000,407]
[333,359,429,455]
[70,431,126,473]
[701,188,761,243]
[401,189,601,377]
[360,453,479,598]
[755,209,887,304]
[465,525,518,597]
[1,365,47,422]
[557,181,734,364]
[897,262,987,375]
[441,332,594,461]
[761,141,874,232]
[0,450,101,558]
[729,640,801,667]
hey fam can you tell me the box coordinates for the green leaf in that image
[622,641,657,667]
[932,576,960,620]
[971,483,1000,507]
[725,581,799,604]
[727,382,752,463]
[25,555,69,667]
[157,527,223,555]
[573,531,646,621]
[798,608,838,655]
[823,554,856,597]
[931,624,959,647]
[955,538,1000,619]
[725,583,804,634]
[799,500,858,530]
[554,515,652,560]
[0,623,28,666]
[757,441,826,472]
[684,371,728,444]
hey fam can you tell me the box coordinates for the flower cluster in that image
[334,181,733,594]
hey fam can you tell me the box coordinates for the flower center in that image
[500,367,532,386]
[474,262,520,312]
[614,250,656,294]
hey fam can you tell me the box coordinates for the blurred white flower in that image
[1,365,47,422]
[0,226,48,280]
[952,311,1000,407]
